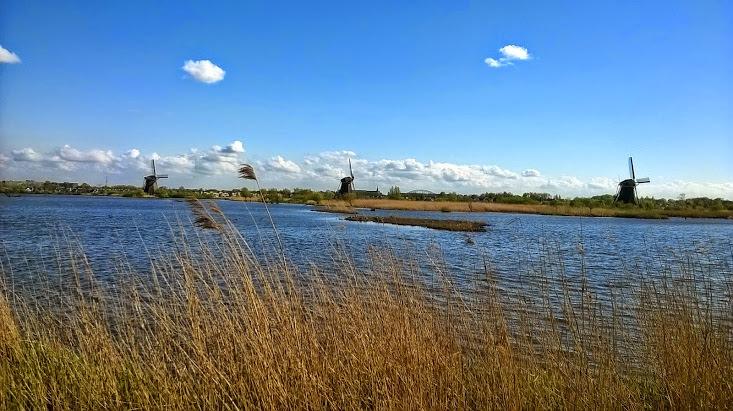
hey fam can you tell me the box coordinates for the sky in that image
[0,0,731,198]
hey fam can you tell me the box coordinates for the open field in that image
[324,198,733,219]
[346,215,487,231]
[1,211,730,409]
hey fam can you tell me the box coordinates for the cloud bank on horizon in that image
[1,143,731,199]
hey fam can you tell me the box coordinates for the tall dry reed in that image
[0,213,730,409]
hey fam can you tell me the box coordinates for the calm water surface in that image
[1,195,731,297]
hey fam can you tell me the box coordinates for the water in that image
[1,195,732,298]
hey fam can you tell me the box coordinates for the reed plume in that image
[187,198,221,230]
[238,163,285,257]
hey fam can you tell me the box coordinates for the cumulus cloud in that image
[485,44,531,68]
[484,58,502,68]
[2,145,732,199]
[182,59,225,84]
[57,145,115,164]
[263,155,302,174]
[499,45,530,60]
[0,45,21,64]
[11,148,42,162]
[1,140,246,177]
[216,140,244,154]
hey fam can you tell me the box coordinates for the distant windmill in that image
[614,156,650,204]
[337,158,355,196]
[143,159,168,195]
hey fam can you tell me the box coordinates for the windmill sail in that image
[628,157,635,180]
[349,158,355,191]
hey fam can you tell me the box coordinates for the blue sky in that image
[1,0,731,197]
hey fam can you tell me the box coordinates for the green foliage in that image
[2,180,732,216]
[342,192,356,206]
[388,186,402,200]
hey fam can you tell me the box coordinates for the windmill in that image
[143,159,168,195]
[337,158,355,196]
[614,156,650,204]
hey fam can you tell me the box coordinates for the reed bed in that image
[326,199,733,219]
[0,213,731,409]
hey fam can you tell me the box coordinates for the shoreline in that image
[322,199,733,220]
[5,194,732,220]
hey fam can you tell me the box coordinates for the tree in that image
[240,187,251,198]
[388,186,402,200]
[266,189,282,204]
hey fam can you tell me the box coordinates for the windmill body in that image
[142,159,168,195]
[614,157,650,204]
[337,158,355,196]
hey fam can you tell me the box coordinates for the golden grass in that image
[346,215,487,231]
[326,199,733,219]
[0,218,731,409]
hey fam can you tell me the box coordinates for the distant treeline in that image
[2,180,731,211]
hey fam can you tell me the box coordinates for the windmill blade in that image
[152,159,157,176]
[628,157,635,180]
[157,174,169,179]
[349,158,354,179]
[636,177,650,184]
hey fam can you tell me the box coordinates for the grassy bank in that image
[312,204,358,214]
[0,218,731,409]
[346,215,487,231]
[325,199,733,219]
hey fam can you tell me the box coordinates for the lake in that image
[1,195,731,301]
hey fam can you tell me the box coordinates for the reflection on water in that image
[1,195,731,302]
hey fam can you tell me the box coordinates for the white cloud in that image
[182,59,225,84]
[484,58,501,68]
[2,145,732,199]
[0,45,21,64]
[11,148,42,162]
[500,45,530,61]
[263,155,302,174]
[217,140,244,153]
[57,145,115,164]
[485,44,531,68]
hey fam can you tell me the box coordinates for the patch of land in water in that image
[323,199,733,219]
[345,215,488,231]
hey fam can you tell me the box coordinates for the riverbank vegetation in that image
[4,180,731,219]
[346,215,488,231]
[0,213,730,409]
[324,198,733,219]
